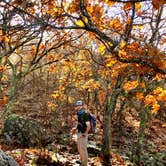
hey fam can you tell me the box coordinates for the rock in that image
[88,141,101,157]
[0,150,19,166]
[2,114,52,147]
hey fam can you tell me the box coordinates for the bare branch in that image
[110,0,150,3]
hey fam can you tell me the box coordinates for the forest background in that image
[0,0,166,165]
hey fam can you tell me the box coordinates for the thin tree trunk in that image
[4,72,19,118]
[133,107,147,165]
[101,95,111,166]
[101,75,123,166]
[101,89,119,165]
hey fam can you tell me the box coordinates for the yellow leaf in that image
[109,19,121,30]
[68,96,74,103]
[106,63,112,67]
[119,41,126,48]
[47,101,56,110]
[118,50,127,58]
[107,1,114,7]
[97,44,106,54]
[106,42,113,47]
[157,90,166,101]
[87,6,93,13]
[1,75,7,81]
[75,20,85,27]
[3,36,9,43]
[133,25,136,30]
[105,58,116,67]
[136,3,142,10]
[138,25,143,30]
[51,94,58,99]
[0,65,6,72]
[51,153,58,162]
[162,123,166,128]
[133,25,143,30]
[153,87,162,96]
[83,17,88,24]
[153,74,162,81]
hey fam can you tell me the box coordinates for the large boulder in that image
[2,114,51,147]
[0,150,19,166]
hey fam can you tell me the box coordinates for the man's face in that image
[75,105,82,111]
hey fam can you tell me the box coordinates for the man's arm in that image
[69,115,77,145]
[82,121,90,137]
[70,114,77,134]
[71,127,77,134]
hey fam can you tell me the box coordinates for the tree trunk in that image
[2,66,20,119]
[6,73,19,115]
[133,107,147,165]
[101,98,111,166]
[101,87,120,165]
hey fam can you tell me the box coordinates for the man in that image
[70,100,90,166]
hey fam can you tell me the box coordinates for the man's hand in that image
[82,133,88,137]
[69,135,73,146]
[69,127,76,145]
[71,128,76,134]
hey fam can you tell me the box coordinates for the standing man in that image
[70,100,90,166]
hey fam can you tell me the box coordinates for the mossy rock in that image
[2,114,51,147]
[0,150,19,166]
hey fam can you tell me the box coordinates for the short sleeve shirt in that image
[77,110,90,133]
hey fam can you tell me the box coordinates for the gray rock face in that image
[2,114,51,147]
[0,150,19,166]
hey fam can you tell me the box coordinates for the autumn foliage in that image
[0,0,166,165]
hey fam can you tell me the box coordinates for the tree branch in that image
[113,50,166,74]
[124,2,136,42]
[149,6,164,43]
[110,0,150,3]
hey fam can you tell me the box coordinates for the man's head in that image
[75,100,83,110]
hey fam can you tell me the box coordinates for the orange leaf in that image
[152,0,165,9]
[1,36,9,43]
[136,3,142,10]
[151,103,160,114]
[0,96,7,106]
[98,90,105,105]
[162,123,166,128]
[123,81,138,92]
[144,95,156,106]
[136,92,144,100]
[123,3,132,10]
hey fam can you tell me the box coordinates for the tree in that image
[1,0,166,165]
[0,0,83,116]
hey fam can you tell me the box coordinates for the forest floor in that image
[0,85,166,166]
[0,107,166,166]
